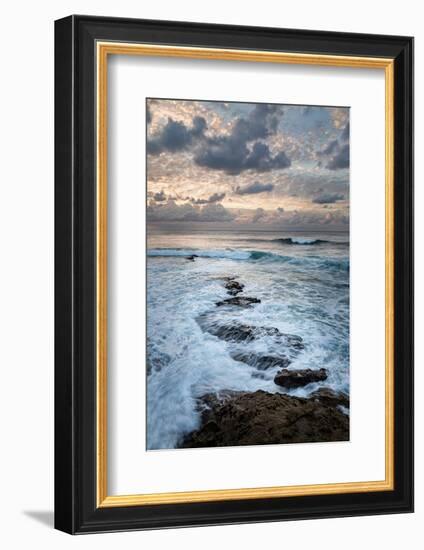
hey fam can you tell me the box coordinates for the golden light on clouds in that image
[146,99,349,229]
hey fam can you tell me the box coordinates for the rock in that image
[205,322,256,343]
[231,352,291,370]
[224,280,244,296]
[274,368,328,388]
[180,389,349,448]
[186,254,198,261]
[216,296,261,308]
[310,387,349,409]
[198,319,305,350]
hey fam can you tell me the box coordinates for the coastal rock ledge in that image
[179,389,349,448]
[274,368,328,389]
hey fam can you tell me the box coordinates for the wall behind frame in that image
[0,0,419,548]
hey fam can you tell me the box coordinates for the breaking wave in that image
[272,237,348,246]
[147,248,251,260]
[147,248,349,270]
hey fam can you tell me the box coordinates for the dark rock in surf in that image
[216,296,261,308]
[274,368,328,389]
[310,387,349,409]
[186,254,198,262]
[231,352,291,370]
[224,279,244,296]
[199,319,305,350]
[179,389,349,448]
[205,322,256,343]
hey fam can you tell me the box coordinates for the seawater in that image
[146,228,349,450]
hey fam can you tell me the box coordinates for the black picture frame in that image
[55,14,414,534]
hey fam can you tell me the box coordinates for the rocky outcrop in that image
[224,279,245,296]
[180,390,349,448]
[216,296,261,307]
[231,352,291,370]
[185,254,198,262]
[274,368,328,388]
[202,322,257,343]
[199,319,304,349]
[310,387,349,409]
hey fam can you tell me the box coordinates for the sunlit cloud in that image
[146,99,349,228]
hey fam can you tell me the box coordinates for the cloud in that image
[192,192,226,205]
[240,206,348,226]
[147,199,234,222]
[147,116,207,155]
[146,105,152,125]
[331,108,349,129]
[153,190,167,202]
[318,139,338,156]
[199,203,235,221]
[196,140,290,175]
[316,122,350,170]
[265,168,348,202]
[341,122,349,142]
[277,208,348,226]
[251,208,266,223]
[146,100,349,228]
[235,181,274,195]
[312,192,345,204]
[327,144,349,170]
[194,104,291,175]
[301,106,314,116]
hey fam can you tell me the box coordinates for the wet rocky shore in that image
[178,268,349,448]
[180,389,349,448]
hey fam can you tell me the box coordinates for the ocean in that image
[146,226,350,450]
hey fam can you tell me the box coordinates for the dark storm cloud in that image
[195,140,290,175]
[147,116,207,155]
[231,104,281,141]
[312,192,345,204]
[327,144,349,170]
[316,121,350,170]
[235,182,274,195]
[192,192,226,205]
[147,103,290,175]
[194,104,291,175]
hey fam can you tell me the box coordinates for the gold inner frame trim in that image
[96,41,395,508]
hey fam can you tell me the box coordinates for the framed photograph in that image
[54,15,413,534]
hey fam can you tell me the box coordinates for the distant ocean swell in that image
[147,248,349,270]
[272,237,347,245]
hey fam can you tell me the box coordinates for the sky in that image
[146,98,349,231]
